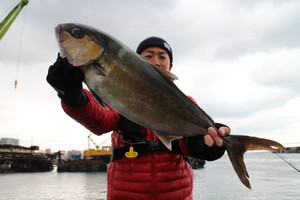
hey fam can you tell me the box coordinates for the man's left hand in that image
[204,127,230,147]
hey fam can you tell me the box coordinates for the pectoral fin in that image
[90,90,107,109]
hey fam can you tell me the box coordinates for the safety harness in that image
[111,115,186,161]
[111,140,168,161]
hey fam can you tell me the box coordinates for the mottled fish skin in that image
[55,23,285,189]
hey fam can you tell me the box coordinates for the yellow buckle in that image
[125,146,138,158]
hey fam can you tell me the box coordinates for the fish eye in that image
[71,28,84,39]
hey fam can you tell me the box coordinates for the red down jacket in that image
[62,89,200,200]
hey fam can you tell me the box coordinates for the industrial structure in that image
[57,134,112,172]
[0,138,53,172]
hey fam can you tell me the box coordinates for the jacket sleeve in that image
[61,89,120,135]
[176,96,227,161]
[178,124,227,161]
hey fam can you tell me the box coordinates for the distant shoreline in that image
[278,146,300,153]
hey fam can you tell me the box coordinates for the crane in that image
[88,133,100,149]
[84,134,112,158]
[0,0,29,40]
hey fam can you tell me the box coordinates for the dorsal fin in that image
[152,64,178,82]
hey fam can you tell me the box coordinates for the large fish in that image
[55,23,285,189]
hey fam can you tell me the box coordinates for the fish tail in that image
[223,135,285,189]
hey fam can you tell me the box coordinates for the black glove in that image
[183,123,228,161]
[46,54,88,108]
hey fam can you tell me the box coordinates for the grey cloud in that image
[0,0,181,65]
[251,50,300,94]
[212,1,300,60]
[205,93,293,119]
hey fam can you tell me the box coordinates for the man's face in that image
[140,47,173,71]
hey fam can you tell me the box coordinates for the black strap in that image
[111,140,168,161]
[120,115,145,144]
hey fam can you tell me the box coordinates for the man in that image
[47,36,230,200]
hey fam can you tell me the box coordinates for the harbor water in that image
[0,152,299,200]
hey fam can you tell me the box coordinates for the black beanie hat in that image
[136,36,173,63]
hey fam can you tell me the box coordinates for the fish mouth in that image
[55,25,68,43]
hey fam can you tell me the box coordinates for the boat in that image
[57,146,112,172]
[188,157,205,169]
[57,134,112,172]
[0,144,53,172]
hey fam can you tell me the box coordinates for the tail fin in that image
[223,135,285,189]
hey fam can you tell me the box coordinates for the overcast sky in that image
[1,0,300,152]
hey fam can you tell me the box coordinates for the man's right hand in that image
[46,54,87,108]
[204,126,230,147]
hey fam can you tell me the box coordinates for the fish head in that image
[55,23,106,66]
